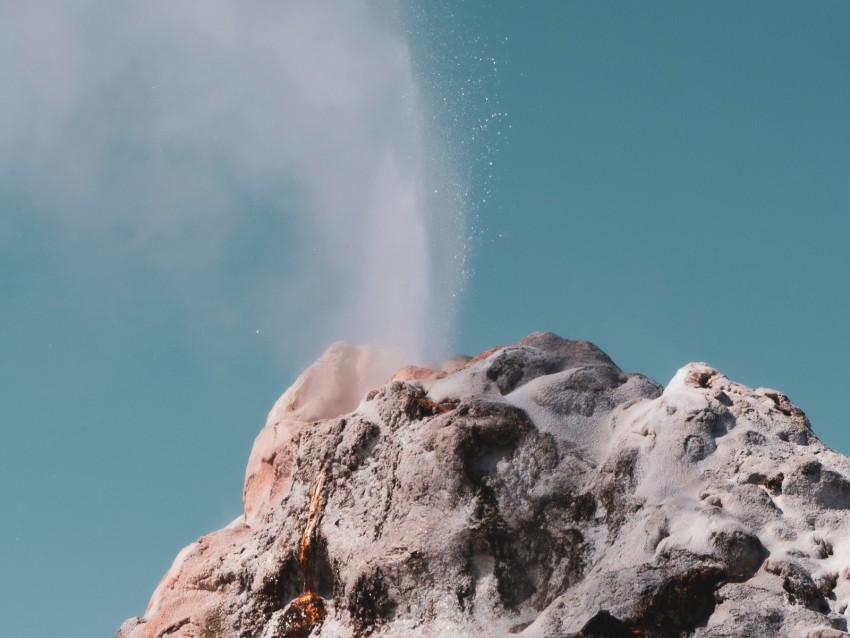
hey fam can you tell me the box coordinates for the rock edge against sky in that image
[118,333,850,637]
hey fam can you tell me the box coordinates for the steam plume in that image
[0,1,466,364]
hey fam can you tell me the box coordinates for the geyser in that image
[119,333,850,637]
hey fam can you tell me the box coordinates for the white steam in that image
[0,1,466,364]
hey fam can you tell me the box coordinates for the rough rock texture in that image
[118,333,850,638]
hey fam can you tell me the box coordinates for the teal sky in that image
[1,2,849,637]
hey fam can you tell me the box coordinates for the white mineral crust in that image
[118,333,850,638]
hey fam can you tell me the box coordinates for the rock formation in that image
[118,333,850,637]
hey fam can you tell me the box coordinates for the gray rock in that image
[117,333,850,638]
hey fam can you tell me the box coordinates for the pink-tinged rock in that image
[390,365,446,382]
[391,356,471,383]
[265,341,400,424]
[243,418,305,528]
[117,518,249,638]
[244,342,401,528]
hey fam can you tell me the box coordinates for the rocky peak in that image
[118,333,850,637]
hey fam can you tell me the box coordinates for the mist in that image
[0,0,467,366]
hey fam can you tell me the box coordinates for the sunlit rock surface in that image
[118,333,850,638]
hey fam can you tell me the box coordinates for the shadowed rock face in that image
[118,333,850,638]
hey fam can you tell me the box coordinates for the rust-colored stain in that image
[412,397,453,414]
[280,470,328,638]
[276,591,326,638]
[403,395,456,420]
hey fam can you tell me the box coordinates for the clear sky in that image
[1,2,848,637]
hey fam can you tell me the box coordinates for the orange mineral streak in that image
[280,470,328,638]
[299,469,326,593]
[278,591,326,638]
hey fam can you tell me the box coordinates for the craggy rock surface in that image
[118,333,850,638]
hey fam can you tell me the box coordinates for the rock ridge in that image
[118,333,850,637]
